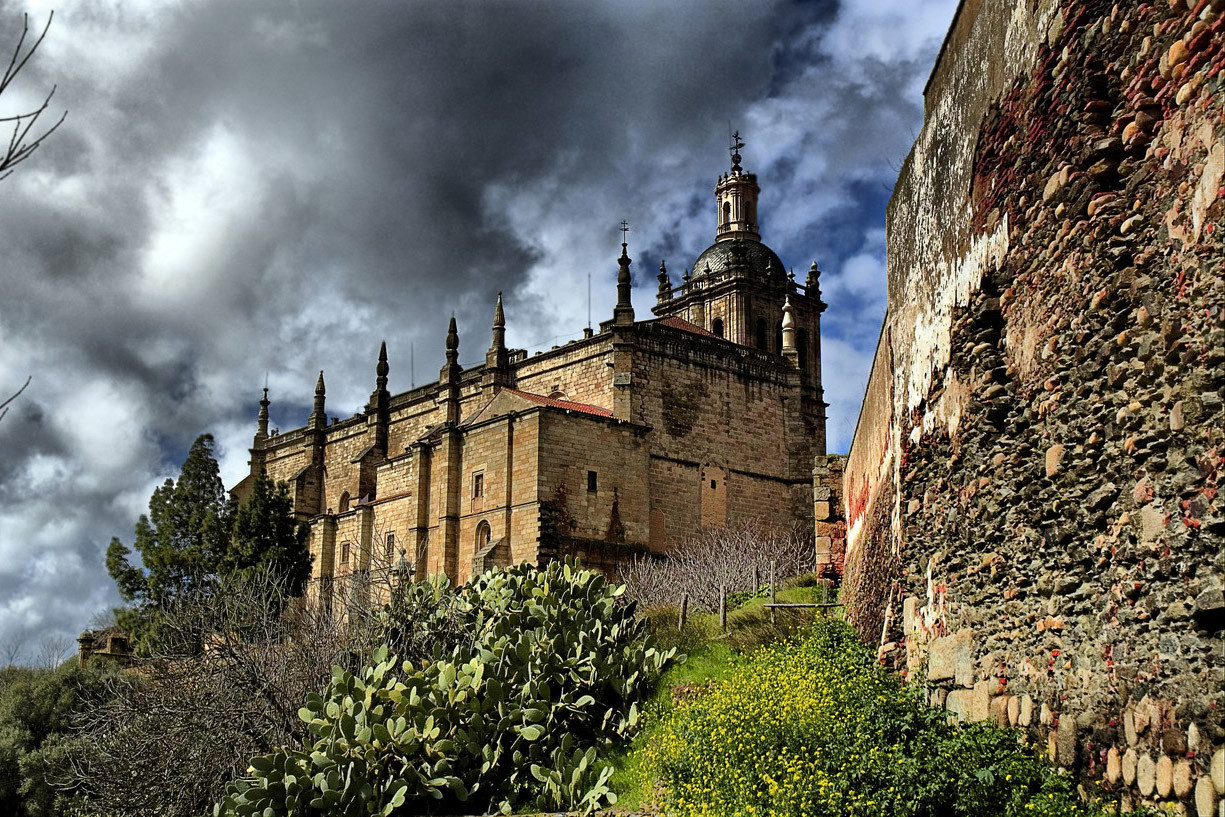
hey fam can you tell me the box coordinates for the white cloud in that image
[0,0,960,654]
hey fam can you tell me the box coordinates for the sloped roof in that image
[501,388,613,418]
[655,316,720,338]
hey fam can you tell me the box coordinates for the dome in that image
[691,239,786,283]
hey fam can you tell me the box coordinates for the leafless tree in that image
[33,633,75,669]
[620,519,815,612]
[1,13,65,181]
[0,629,29,666]
[0,375,30,423]
[66,563,407,817]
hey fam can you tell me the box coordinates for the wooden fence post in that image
[719,584,727,632]
[769,561,777,624]
[678,592,689,632]
[753,565,760,593]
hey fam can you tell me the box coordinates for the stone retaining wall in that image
[843,0,1225,811]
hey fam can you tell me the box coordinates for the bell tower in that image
[714,132,760,242]
[651,134,829,455]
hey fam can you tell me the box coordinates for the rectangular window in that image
[340,541,351,566]
[385,531,396,561]
[587,470,597,493]
[473,472,484,498]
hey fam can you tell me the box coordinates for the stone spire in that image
[781,295,798,367]
[308,370,326,429]
[656,260,671,304]
[613,230,635,326]
[256,387,270,442]
[491,292,506,350]
[484,293,511,389]
[439,316,462,423]
[376,341,389,392]
[367,341,391,455]
[446,316,459,364]
[714,131,760,243]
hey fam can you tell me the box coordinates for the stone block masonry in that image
[842,0,1224,812]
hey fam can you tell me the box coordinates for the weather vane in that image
[729,128,744,170]
[620,219,630,244]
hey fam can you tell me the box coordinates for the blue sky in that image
[0,0,959,656]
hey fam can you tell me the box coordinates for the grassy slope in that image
[611,582,832,810]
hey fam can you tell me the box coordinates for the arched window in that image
[746,201,756,226]
[338,491,350,513]
[548,390,568,401]
[712,317,724,338]
[722,200,731,226]
[755,318,768,350]
[475,520,491,553]
[775,324,784,355]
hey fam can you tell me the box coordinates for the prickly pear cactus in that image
[216,559,675,817]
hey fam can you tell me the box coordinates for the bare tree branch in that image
[0,375,31,423]
[66,564,403,817]
[0,12,66,181]
[620,519,815,612]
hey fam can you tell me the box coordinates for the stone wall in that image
[843,0,1224,811]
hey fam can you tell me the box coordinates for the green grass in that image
[611,578,838,810]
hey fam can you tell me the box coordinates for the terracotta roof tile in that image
[503,388,613,418]
[656,316,720,338]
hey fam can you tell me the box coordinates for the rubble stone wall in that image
[843,0,1225,811]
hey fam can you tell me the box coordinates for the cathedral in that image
[232,142,828,604]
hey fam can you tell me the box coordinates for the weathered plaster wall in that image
[843,0,1225,811]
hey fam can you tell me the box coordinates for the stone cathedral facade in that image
[232,146,828,605]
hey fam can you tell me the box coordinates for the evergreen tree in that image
[106,434,234,650]
[106,434,312,652]
[225,470,311,597]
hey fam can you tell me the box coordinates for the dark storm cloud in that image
[0,0,956,655]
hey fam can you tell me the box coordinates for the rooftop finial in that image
[781,295,798,365]
[376,341,389,388]
[729,129,744,172]
[256,386,270,440]
[656,259,671,302]
[309,370,326,428]
[614,222,634,326]
[445,315,459,362]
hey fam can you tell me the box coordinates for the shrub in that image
[216,559,676,817]
[646,620,1107,817]
[0,661,119,817]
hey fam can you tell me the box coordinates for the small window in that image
[340,541,351,566]
[711,480,717,490]
[587,471,598,493]
[385,532,395,560]
[475,520,491,553]
[722,200,731,226]
[338,491,351,513]
[755,318,768,350]
[712,317,724,338]
[473,472,484,499]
